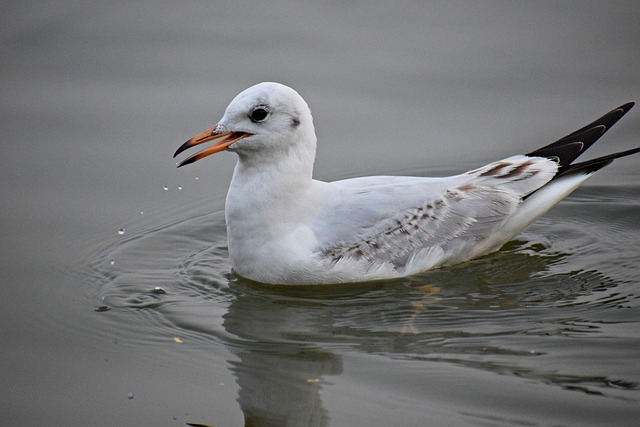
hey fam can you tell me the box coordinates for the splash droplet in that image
[195,176,199,180]
[127,392,134,400]
[177,185,182,190]
[110,259,115,265]
[140,211,144,215]
[163,185,168,191]
[118,228,125,235]
[151,287,166,294]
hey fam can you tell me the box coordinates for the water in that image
[2,1,640,426]
[89,187,640,426]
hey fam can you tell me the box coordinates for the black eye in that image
[250,107,269,122]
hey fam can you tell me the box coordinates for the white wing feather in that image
[315,156,558,272]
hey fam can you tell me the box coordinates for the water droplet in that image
[195,176,199,180]
[140,211,144,215]
[127,392,134,400]
[110,259,115,265]
[118,228,125,235]
[163,185,168,191]
[177,185,182,190]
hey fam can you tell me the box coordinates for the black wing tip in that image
[620,101,635,112]
[528,141,583,162]
[558,146,640,178]
[577,159,614,176]
[527,101,635,168]
[557,158,614,178]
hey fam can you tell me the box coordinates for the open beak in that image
[174,125,251,168]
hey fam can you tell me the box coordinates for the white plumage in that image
[175,82,638,285]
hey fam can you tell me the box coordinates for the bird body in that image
[175,82,639,285]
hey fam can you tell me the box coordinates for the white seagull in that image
[175,82,639,285]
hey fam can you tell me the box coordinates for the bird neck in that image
[226,144,317,226]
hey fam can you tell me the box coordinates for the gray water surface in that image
[2,1,640,426]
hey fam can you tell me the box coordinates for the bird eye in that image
[250,107,269,123]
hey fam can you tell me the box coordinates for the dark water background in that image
[2,1,640,426]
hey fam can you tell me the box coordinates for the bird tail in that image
[501,102,639,237]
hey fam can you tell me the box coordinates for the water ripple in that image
[83,186,640,409]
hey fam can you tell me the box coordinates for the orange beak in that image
[174,125,251,167]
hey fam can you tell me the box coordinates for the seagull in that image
[174,82,639,285]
